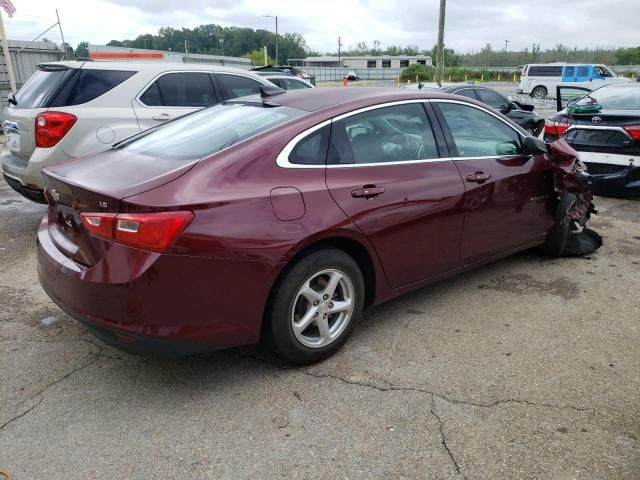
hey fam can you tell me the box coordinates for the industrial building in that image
[289,55,432,69]
[87,44,252,69]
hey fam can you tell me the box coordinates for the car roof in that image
[235,87,483,114]
[39,60,263,77]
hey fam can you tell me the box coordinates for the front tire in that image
[266,249,365,364]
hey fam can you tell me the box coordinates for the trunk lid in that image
[42,148,197,266]
[564,111,640,155]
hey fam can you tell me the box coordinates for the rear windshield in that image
[117,103,304,161]
[573,86,640,111]
[12,66,135,109]
[13,68,72,109]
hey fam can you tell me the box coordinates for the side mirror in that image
[7,93,16,106]
[523,136,547,155]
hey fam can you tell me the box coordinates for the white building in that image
[290,55,432,69]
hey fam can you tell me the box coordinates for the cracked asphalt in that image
[0,176,639,479]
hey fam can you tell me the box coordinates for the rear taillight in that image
[544,119,570,136]
[623,125,640,140]
[80,213,116,241]
[35,112,77,148]
[80,211,193,252]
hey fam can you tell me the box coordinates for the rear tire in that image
[531,86,547,99]
[266,249,365,365]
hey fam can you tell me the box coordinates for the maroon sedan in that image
[38,87,569,364]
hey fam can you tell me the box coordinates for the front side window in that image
[476,89,509,110]
[117,104,303,161]
[328,103,439,165]
[217,74,263,99]
[437,102,523,158]
[140,72,217,107]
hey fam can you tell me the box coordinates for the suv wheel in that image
[531,86,547,99]
[266,249,365,364]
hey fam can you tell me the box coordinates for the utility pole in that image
[263,15,278,65]
[337,36,342,65]
[435,0,446,86]
[55,9,68,60]
[504,39,510,52]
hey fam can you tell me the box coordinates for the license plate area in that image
[6,131,20,153]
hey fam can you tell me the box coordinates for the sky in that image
[4,0,639,54]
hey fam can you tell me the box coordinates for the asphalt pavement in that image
[0,177,639,479]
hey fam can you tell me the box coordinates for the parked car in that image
[37,87,594,364]
[544,83,640,197]
[517,63,629,99]
[344,71,359,81]
[402,83,543,135]
[261,74,314,90]
[1,61,275,203]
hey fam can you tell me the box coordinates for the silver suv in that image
[2,61,274,202]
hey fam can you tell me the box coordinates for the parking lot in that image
[1,151,639,480]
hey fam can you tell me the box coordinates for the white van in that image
[517,63,629,99]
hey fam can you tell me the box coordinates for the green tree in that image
[75,41,89,58]
[244,48,274,66]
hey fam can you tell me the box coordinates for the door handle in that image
[351,186,385,199]
[152,113,171,121]
[465,172,491,183]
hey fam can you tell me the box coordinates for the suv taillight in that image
[80,211,194,252]
[35,112,77,148]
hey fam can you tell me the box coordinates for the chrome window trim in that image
[276,98,529,169]
[564,125,634,140]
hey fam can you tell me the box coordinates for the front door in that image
[433,101,553,265]
[325,102,466,288]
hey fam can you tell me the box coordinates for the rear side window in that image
[527,66,563,77]
[217,74,262,99]
[289,125,330,165]
[49,69,135,107]
[140,72,218,107]
[576,66,590,77]
[13,68,73,109]
[564,66,575,77]
[452,88,477,100]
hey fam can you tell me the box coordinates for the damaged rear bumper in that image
[578,152,640,198]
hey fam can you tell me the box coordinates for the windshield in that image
[117,103,304,161]
[572,85,640,112]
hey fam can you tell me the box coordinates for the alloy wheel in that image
[291,269,355,348]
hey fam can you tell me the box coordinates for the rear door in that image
[132,71,219,130]
[433,100,553,265]
[325,101,466,288]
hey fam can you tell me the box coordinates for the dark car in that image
[544,84,640,197]
[437,85,544,136]
[37,88,592,364]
